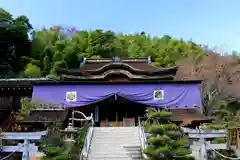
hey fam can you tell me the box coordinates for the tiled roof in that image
[15,110,68,123]
[78,61,162,72]
[170,109,212,123]
[57,62,178,76]
[0,78,56,87]
[55,57,178,76]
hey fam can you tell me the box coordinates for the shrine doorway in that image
[76,96,147,127]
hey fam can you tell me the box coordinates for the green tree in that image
[24,63,42,77]
[0,8,32,77]
[143,109,194,160]
[24,28,205,77]
[0,9,206,78]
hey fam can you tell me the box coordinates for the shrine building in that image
[0,57,211,130]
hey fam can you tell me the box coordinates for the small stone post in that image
[199,138,207,160]
[22,139,30,160]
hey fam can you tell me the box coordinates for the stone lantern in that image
[62,123,77,142]
[61,123,77,150]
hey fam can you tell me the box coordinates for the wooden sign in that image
[123,118,135,127]
[100,121,123,127]
[30,157,41,160]
[30,152,45,160]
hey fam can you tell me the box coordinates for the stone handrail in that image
[79,113,94,160]
[182,127,226,134]
[138,117,148,159]
[80,127,94,160]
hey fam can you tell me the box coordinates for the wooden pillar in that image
[227,128,239,149]
[237,128,240,149]
[72,108,75,127]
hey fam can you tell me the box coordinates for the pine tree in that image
[143,109,194,160]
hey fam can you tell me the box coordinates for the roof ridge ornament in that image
[79,57,87,68]
[148,56,151,64]
[113,56,121,62]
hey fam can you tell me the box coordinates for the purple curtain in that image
[32,84,202,109]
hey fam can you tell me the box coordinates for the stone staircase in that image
[234,150,240,157]
[87,127,143,160]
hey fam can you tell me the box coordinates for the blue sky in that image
[1,0,240,52]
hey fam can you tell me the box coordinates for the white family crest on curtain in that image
[153,89,164,100]
[66,91,77,102]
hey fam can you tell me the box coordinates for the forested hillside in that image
[0,8,206,78]
[1,8,240,128]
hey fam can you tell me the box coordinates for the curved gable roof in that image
[56,57,178,77]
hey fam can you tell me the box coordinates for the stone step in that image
[93,136,139,139]
[94,127,138,129]
[90,149,141,153]
[94,131,139,134]
[94,128,138,130]
[89,158,142,160]
[89,147,141,151]
[95,131,139,133]
[91,141,141,145]
[94,132,139,135]
[94,133,139,136]
[94,134,139,136]
[90,150,141,153]
[87,127,143,160]
[88,157,142,160]
[88,155,142,159]
[95,129,138,131]
[89,151,141,155]
[95,128,138,130]
[94,137,139,140]
[93,139,140,142]
[89,147,142,154]
[91,144,141,148]
[88,154,142,159]
[90,146,141,150]
[90,147,141,150]
[93,134,140,137]
[93,138,140,141]
[91,144,140,147]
